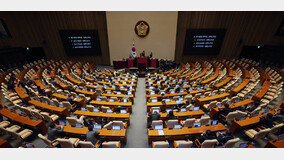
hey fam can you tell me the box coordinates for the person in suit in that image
[198,130,217,144]
[219,103,231,116]
[216,130,234,144]
[86,125,100,145]
[166,110,176,120]
[47,123,63,141]
[259,113,275,128]
[148,111,161,128]
[83,117,94,127]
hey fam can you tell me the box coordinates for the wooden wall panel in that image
[0,11,110,65]
[175,11,284,63]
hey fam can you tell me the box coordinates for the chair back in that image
[201,139,218,148]
[167,120,179,129]
[175,140,193,148]
[200,116,210,125]
[183,118,196,128]
[38,134,53,147]
[79,141,94,148]
[57,139,74,148]
[224,138,240,148]
[153,141,169,148]
[66,117,78,127]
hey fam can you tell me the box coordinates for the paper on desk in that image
[158,130,164,135]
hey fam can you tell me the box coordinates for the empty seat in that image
[38,134,59,147]
[244,128,271,140]
[173,140,193,148]
[166,120,179,129]
[182,118,196,128]
[224,138,240,148]
[152,141,169,148]
[102,141,121,148]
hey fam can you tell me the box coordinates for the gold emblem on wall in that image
[135,20,150,38]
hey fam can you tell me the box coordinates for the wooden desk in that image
[252,80,271,100]
[196,93,229,106]
[148,123,227,142]
[147,110,204,121]
[230,79,250,96]
[180,68,196,78]
[52,93,84,106]
[15,87,31,102]
[164,69,174,74]
[0,108,47,134]
[75,89,96,99]
[102,93,134,100]
[54,77,69,90]
[146,92,188,98]
[90,100,133,113]
[265,139,284,148]
[0,138,13,148]
[189,68,207,82]
[201,68,220,84]
[65,74,83,86]
[61,125,127,143]
[86,84,136,92]
[214,77,232,89]
[73,110,130,124]
[171,68,185,76]
[28,99,70,117]
[229,108,279,133]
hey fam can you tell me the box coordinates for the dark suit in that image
[148,113,161,128]
[86,130,100,145]
[47,127,63,141]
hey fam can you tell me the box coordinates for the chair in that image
[51,98,60,107]
[151,120,163,129]
[38,134,59,147]
[173,140,193,148]
[10,129,33,140]
[101,106,111,113]
[31,110,43,120]
[166,120,179,129]
[110,97,118,102]
[66,117,82,127]
[270,123,284,134]
[150,107,160,113]
[86,105,95,112]
[225,111,238,123]
[184,94,192,103]
[203,101,217,111]
[41,112,59,122]
[103,121,113,129]
[102,141,121,148]
[0,121,10,128]
[56,138,75,148]
[78,141,99,148]
[244,128,271,140]
[224,138,240,148]
[186,104,194,111]
[112,121,126,129]
[62,101,73,111]
[181,118,196,128]
[152,141,169,148]
[199,116,210,125]
[200,139,218,148]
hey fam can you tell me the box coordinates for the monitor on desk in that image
[193,122,201,128]
[150,91,155,95]
[201,95,206,98]
[112,125,121,130]
[94,124,102,130]
[180,89,184,93]
[104,85,107,88]
[151,99,158,103]
[128,91,132,95]
[131,82,134,85]
[175,101,181,104]
[109,99,114,102]
[59,104,64,108]
[117,92,121,95]
[76,123,83,128]
[171,90,175,94]
[124,78,128,81]
[93,108,99,112]
[217,103,222,107]
[83,88,86,91]
[149,82,153,85]
[81,107,87,111]
[96,98,101,101]
[120,86,124,89]
[197,87,201,91]
[236,99,240,102]
[155,125,163,130]
[165,99,171,102]
[107,91,111,94]
[129,86,133,89]
[174,124,182,129]
[193,107,200,111]
[212,93,216,96]
[50,102,54,106]
[117,78,121,81]
[107,109,113,113]
[166,109,172,114]
[239,143,249,148]
[120,109,127,114]
[123,99,128,103]
[204,85,208,90]
[172,80,176,83]
[180,108,186,112]
[227,101,232,105]
[59,120,66,126]
[152,109,160,114]
[211,120,218,126]
[179,97,184,101]
[188,88,193,92]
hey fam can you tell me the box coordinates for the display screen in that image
[59,30,102,56]
[183,29,226,55]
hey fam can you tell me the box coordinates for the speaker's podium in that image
[137,57,148,72]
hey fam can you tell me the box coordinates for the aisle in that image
[126,78,149,148]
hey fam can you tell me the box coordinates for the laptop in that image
[107,91,112,94]
[239,143,249,148]
[120,109,127,114]
[109,99,114,102]
[201,95,206,98]
[81,107,87,111]
[93,124,102,130]
[112,125,121,130]
[193,107,200,111]
[155,125,163,130]
[152,109,160,114]
[128,91,132,95]
[166,109,172,114]
[193,122,201,128]
[174,124,182,129]
[107,109,113,113]
[151,99,158,103]
[150,91,155,95]
[211,120,218,126]
[76,123,83,128]
[96,98,101,101]
[93,108,99,112]
[59,120,66,126]
[180,108,186,112]
[123,99,128,103]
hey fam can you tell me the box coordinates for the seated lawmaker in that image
[216,130,234,144]
[86,125,100,145]
[198,130,217,144]
[47,123,63,141]
[148,111,161,128]
[166,110,176,120]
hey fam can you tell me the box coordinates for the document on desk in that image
[158,130,164,135]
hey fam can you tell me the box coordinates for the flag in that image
[131,42,136,58]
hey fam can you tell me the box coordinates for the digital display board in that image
[183,29,226,55]
[59,30,102,56]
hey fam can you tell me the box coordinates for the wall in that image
[0,11,110,65]
[175,11,284,63]
[106,11,178,65]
